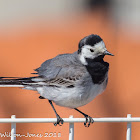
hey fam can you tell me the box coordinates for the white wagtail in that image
[0,34,114,127]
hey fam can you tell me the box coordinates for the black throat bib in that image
[85,55,109,84]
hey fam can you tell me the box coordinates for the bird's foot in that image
[84,115,94,127]
[54,115,64,126]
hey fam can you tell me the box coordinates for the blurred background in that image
[0,0,140,140]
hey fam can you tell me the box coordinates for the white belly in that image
[37,78,107,108]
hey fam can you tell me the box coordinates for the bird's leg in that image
[48,100,64,126]
[74,108,94,127]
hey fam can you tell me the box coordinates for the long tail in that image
[0,77,38,87]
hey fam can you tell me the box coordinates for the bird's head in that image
[78,34,114,65]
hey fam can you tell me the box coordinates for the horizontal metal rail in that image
[0,117,139,123]
[0,85,24,87]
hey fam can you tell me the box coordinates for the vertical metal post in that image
[69,115,74,140]
[11,115,16,140]
[126,114,131,140]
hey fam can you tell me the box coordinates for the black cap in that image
[78,34,103,53]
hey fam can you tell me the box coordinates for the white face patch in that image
[79,41,107,65]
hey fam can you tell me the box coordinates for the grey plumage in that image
[34,52,86,86]
[35,52,84,79]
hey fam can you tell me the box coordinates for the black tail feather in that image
[0,77,38,85]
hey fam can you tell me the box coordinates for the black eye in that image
[90,49,94,52]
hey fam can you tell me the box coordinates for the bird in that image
[0,34,114,127]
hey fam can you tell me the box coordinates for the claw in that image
[74,108,94,127]
[84,115,94,127]
[54,115,64,126]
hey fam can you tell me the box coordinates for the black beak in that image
[104,50,114,56]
